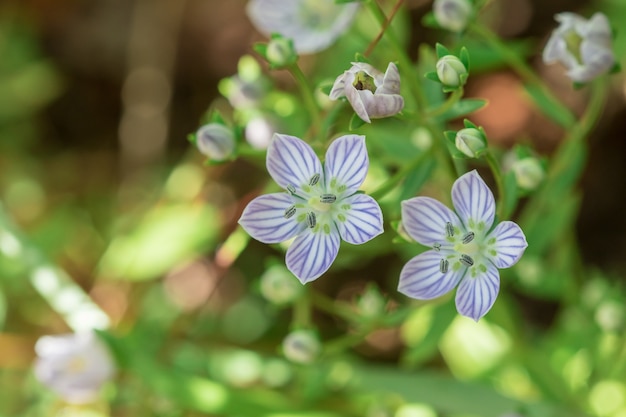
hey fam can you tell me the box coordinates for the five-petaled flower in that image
[543,12,615,83]
[246,0,359,54]
[329,62,404,123]
[239,133,384,283]
[398,170,528,321]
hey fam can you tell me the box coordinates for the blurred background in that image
[1,0,626,416]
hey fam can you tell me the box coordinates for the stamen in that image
[439,259,449,274]
[287,184,296,195]
[306,212,316,228]
[462,232,475,244]
[284,205,296,219]
[460,254,474,267]
[309,173,320,186]
[433,243,441,252]
[446,222,454,237]
[320,194,336,204]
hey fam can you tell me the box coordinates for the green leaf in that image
[399,158,436,201]
[435,43,451,58]
[349,113,366,130]
[524,84,576,128]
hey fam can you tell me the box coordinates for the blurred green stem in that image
[292,286,313,329]
[426,88,464,118]
[288,63,322,140]
[484,151,506,219]
[370,148,432,200]
[310,290,356,322]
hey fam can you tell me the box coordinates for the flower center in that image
[308,194,336,213]
[353,71,377,93]
[564,29,584,64]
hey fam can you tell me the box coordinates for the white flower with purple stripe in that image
[239,133,383,283]
[398,170,528,321]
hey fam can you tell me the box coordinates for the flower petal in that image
[329,72,348,100]
[398,250,464,300]
[238,193,305,244]
[451,170,495,231]
[267,134,322,190]
[286,229,340,284]
[488,221,528,268]
[324,134,369,194]
[345,83,371,123]
[401,197,460,246]
[455,263,500,321]
[357,90,404,119]
[376,62,401,95]
[336,194,383,244]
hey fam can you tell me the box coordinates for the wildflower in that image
[195,123,235,161]
[238,133,383,283]
[282,330,320,363]
[398,170,528,321]
[436,55,468,88]
[33,332,116,404]
[246,0,359,54]
[543,12,615,83]
[329,62,404,123]
[433,0,473,32]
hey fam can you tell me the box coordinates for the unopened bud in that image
[260,264,303,305]
[455,127,486,158]
[436,55,468,88]
[195,123,235,161]
[433,0,473,32]
[511,157,544,190]
[266,37,297,68]
[282,330,320,364]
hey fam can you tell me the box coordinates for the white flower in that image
[34,332,116,404]
[282,330,320,363]
[433,0,473,32]
[329,62,404,123]
[543,12,615,83]
[195,123,235,161]
[246,0,359,54]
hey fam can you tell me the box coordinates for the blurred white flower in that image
[34,332,116,404]
[543,12,615,83]
[282,330,320,363]
[329,62,404,123]
[246,0,359,54]
[245,116,275,149]
[433,0,473,32]
[195,123,235,161]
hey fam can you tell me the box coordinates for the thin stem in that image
[292,286,312,329]
[288,63,322,140]
[370,148,432,200]
[364,0,404,58]
[426,88,464,118]
[485,151,506,219]
[310,290,356,322]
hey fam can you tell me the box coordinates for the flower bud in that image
[511,157,544,190]
[436,55,468,88]
[282,330,320,364]
[260,264,303,305]
[357,285,386,319]
[455,127,486,158]
[266,37,297,68]
[195,123,235,161]
[433,0,472,32]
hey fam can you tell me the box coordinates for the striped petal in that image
[451,170,495,231]
[238,193,305,244]
[324,134,369,195]
[286,229,340,284]
[398,250,464,300]
[336,194,383,244]
[488,221,528,268]
[401,197,460,246]
[455,263,500,321]
[345,84,371,123]
[267,134,322,191]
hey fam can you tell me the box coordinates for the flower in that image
[398,170,528,321]
[433,0,473,32]
[238,133,383,283]
[436,55,468,88]
[329,62,404,123]
[195,123,235,161]
[511,157,544,190]
[543,12,615,83]
[33,331,116,404]
[246,0,359,54]
[455,127,486,158]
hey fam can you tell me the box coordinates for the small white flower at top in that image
[33,331,116,404]
[238,133,384,283]
[246,0,359,54]
[398,170,528,321]
[329,62,404,123]
[543,12,615,83]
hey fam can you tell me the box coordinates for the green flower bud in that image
[433,0,473,32]
[266,37,297,68]
[282,330,320,364]
[436,55,468,88]
[455,127,486,158]
[195,123,235,161]
[511,157,544,190]
[259,264,303,305]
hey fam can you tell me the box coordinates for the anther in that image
[439,259,449,274]
[284,205,296,219]
[433,243,441,252]
[320,194,336,204]
[306,212,316,228]
[309,173,320,186]
[460,254,474,267]
[445,222,454,237]
[462,232,475,244]
[287,184,296,195]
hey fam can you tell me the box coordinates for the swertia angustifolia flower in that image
[329,62,404,123]
[398,170,528,321]
[246,0,359,54]
[194,123,235,161]
[543,12,615,83]
[238,133,383,283]
[34,331,116,404]
[433,0,473,32]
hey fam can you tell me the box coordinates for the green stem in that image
[288,63,322,140]
[310,290,356,322]
[484,151,506,219]
[292,287,312,329]
[426,88,464,118]
[370,148,432,200]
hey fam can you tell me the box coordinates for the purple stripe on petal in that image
[336,194,383,244]
[345,84,371,123]
[488,221,528,268]
[451,170,495,230]
[286,230,340,284]
[401,197,460,246]
[398,250,464,300]
[267,134,322,190]
[324,135,369,194]
[455,263,500,321]
[238,193,305,244]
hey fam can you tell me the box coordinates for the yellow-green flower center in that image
[353,71,377,93]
